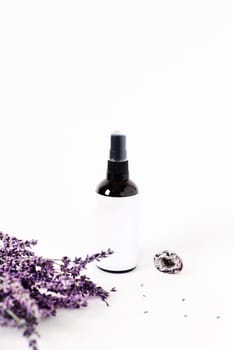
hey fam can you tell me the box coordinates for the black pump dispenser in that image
[107,132,129,181]
[109,132,127,162]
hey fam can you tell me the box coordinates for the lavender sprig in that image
[0,232,114,350]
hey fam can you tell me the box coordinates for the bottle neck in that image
[107,160,129,181]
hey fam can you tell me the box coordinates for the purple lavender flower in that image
[0,232,114,350]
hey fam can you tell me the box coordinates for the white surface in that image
[0,0,233,349]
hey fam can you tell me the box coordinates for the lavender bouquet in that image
[0,232,114,350]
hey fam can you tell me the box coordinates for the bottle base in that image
[97,266,136,273]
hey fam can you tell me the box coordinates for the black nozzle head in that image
[109,132,127,162]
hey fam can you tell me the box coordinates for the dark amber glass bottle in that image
[96,133,139,273]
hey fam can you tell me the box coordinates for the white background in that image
[0,0,233,349]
